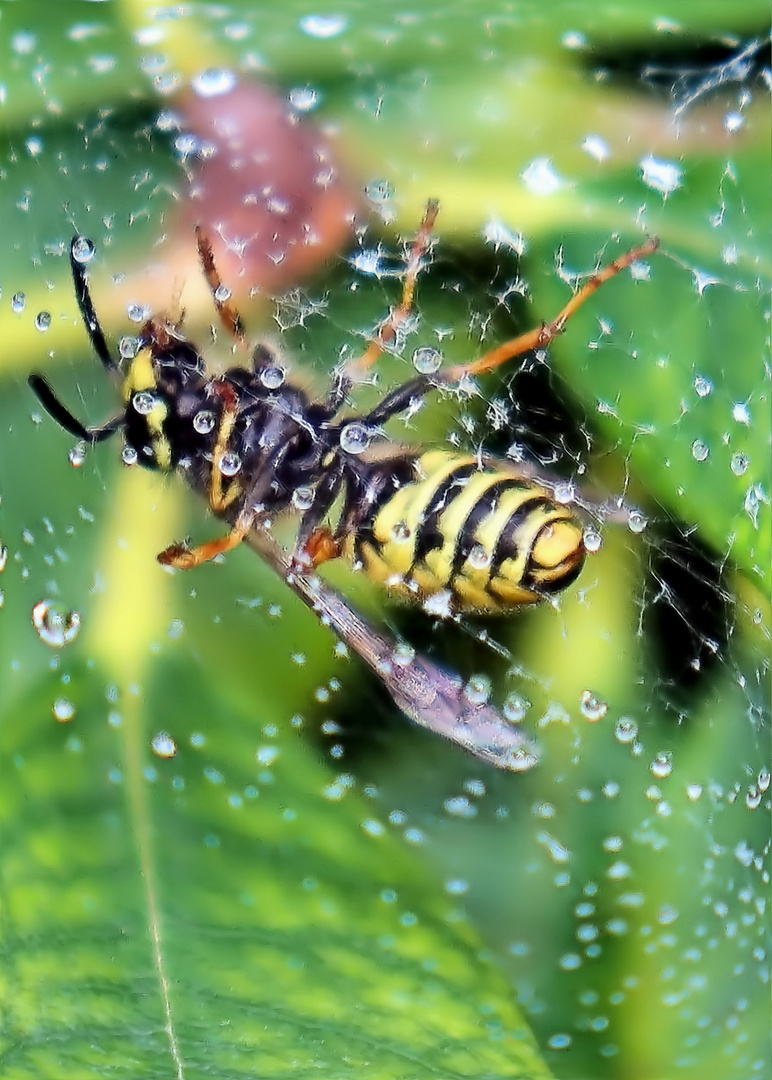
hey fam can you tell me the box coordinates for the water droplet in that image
[68,443,87,467]
[288,86,320,112]
[443,796,477,818]
[723,111,745,133]
[583,526,602,553]
[650,751,673,779]
[392,642,416,667]
[53,698,75,723]
[731,451,749,476]
[340,423,371,455]
[552,481,575,505]
[745,786,761,810]
[463,674,491,707]
[31,600,82,648]
[11,30,36,55]
[260,365,286,390]
[127,303,150,323]
[35,311,51,332]
[412,346,443,374]
[173,133,199,159]
[219,451,242,477]
[691,439,710,462]
[744,484,766,528]
[538,832,571,863]
[119,335,139,358]
[503,693,530,723]
[694,375,713,397]
[639,154,682,196]
[422,589,453,618]
[580,690,608,722]
[299,13,348,38]
[364,179,394,204]
[133,391,156,415]
[191,67,237,98]
[390,520,412,543]
[292,486,315,511]
[627,510,647,534]
[11,292,25,313]
[614,717,638,744]
[151,731,177,758]
[71,236,95,264]
[468,544,491,570]
[193,410,216,435]
[561,29,587,49]
[121,445,138,466]
[581,134,610,161]
[521,157,565,195]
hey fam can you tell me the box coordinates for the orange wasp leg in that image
[157,380,247,569]
[446,237,660,380]
[346,198,440,379]
[196,226,248,348]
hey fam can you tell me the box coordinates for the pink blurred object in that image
[176,79,360,297]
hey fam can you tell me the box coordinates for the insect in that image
[29,203,658,770]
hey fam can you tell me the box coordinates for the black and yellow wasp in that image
[29,202,657,770]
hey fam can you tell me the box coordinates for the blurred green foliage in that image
[0,3,769,1079]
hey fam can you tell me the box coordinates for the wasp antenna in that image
[28,373,122,444]
[69,237,120,374]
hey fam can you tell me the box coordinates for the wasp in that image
[29,203,658,770]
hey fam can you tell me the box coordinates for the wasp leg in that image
[69,237,120,374]
[28,374,123,443]
[446,237,659,380]
[159,440,295,569]
[206,379,244,513]
[157,518,253,569]
[447,238,656,382]
[359,374,436,427]
[290,457,346,570]
[343,199,440,382]
[196,226,247,348]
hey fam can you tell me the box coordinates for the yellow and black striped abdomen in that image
[344,450,586,613]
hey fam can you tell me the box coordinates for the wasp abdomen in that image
[345,450,586,612]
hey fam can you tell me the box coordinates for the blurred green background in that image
[0,3,769,1079]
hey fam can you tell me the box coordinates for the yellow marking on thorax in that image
[122,349,172,471]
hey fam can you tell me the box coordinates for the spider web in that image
[0,7,769,1080]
